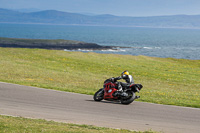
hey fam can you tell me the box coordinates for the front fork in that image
[99,88,104,94]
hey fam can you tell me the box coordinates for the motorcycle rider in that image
[111,70,134,97]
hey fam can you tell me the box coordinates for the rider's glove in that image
[117,76,122,80]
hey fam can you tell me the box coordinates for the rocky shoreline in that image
[0,37,117,50]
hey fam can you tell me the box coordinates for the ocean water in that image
[0,23,200,60]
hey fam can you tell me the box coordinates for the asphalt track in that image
[0,82,200,133]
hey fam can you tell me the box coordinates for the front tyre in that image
[120,91,135,105]
[93,88,104,101]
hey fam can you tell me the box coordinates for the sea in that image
[0,23,200,60]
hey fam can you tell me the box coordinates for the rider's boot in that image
[120,92,128,97]
[113,91,128,97]
[112,91,121,97]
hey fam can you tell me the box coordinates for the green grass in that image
[0,115,154,133]
[0,48,200,108]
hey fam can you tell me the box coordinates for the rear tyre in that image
[93,89,104,101]
[120,91,135,105]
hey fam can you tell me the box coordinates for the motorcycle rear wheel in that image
[93,88,104,101]
[120,91,135,105]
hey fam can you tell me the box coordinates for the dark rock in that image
[0,37,115,50]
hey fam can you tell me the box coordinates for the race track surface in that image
[0,82,200,133]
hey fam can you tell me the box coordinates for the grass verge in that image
[0,115,155,133]
[0,48,200,108]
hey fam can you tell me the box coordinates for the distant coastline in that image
[0,37,116,50]
[1,8,200,29]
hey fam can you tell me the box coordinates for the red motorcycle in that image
[93,78,143,105]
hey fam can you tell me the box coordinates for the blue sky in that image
[1,0,200,16]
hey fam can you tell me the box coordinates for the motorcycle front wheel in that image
[120,91,135,105]
[93,88,104,101]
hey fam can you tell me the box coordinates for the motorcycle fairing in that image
[103,82,118,99]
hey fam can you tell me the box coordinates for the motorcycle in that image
[93,78,143,105]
